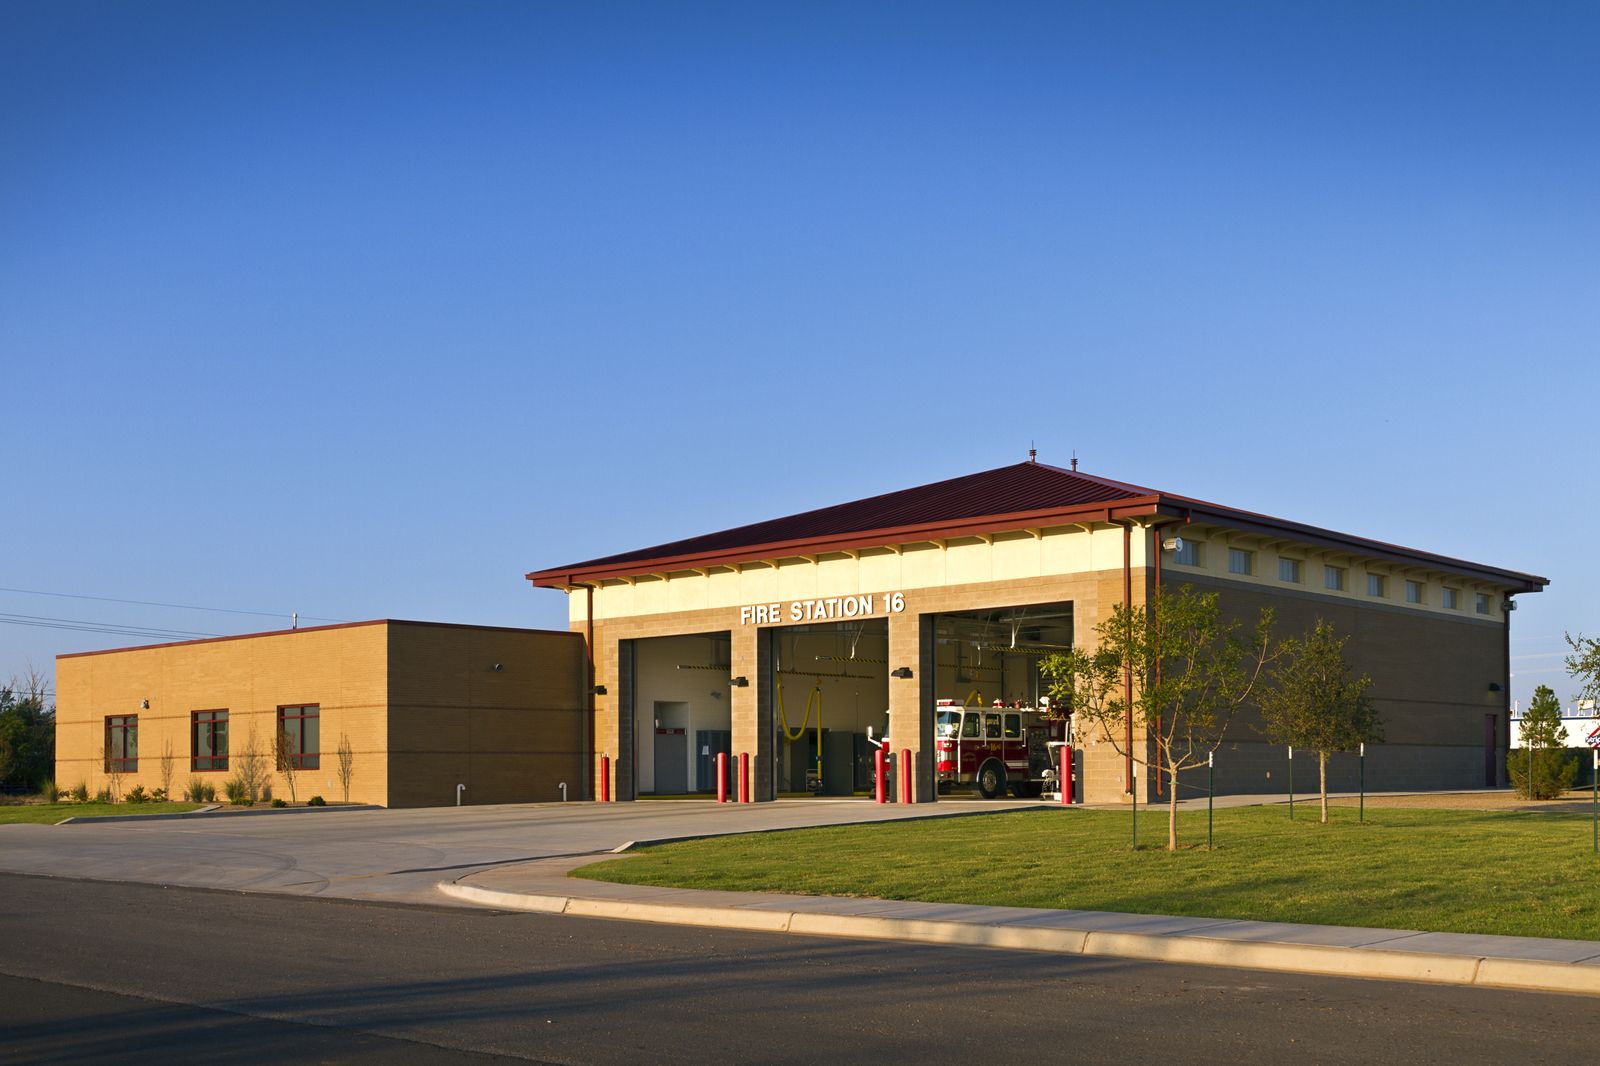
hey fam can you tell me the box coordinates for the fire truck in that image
[934,698,1070,798]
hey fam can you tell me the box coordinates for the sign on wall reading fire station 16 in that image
[739,592,906,625]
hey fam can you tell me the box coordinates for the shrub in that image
[70,782,89,803]
[271,798,288,808]
[42,780,60,803]
[199,782,215,803]
[125,785,149,804]
[307,795,326,807]
[224,778,249,805]
[185,778,208,803]
[151,787,168,802]
[93,787,113,804]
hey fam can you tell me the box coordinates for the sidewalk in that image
[438,850,1600,997]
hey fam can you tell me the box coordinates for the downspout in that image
[1123,521,1134,794]
[1151,525,1162,798]
[585,583,596,801]
[1504,593,1514,787]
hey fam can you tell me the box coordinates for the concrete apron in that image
[436,855,1600,998]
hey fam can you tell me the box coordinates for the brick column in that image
[730,626,773,800]
[887,612,934,802]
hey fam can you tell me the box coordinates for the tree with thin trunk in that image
[236,727,270,804]
[159,739,176,800]
[337,733,355,804]
[274,724,300,804]
[1256,619,1382,823]
[1041,584,1275,850]
[1568,632,1600,707]
[99,740,123,802]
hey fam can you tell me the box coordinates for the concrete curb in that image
[606,803,1071,853]
[58,803,381,825]
[434,881,1600,996]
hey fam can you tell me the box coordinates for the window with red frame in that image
[192,709,228,771]
[278,704,320,770]
[105,715,138,773]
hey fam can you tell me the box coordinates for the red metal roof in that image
[527,461,1548,592]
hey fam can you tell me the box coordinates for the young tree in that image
[337,733,355,804]
[158,739,176,800]
[1256,619,1382,823]
[1041,584,1274,850]
[274,724,300,804]
[236,727,270,804]
[99,739,124,802]
[1510,684,1578,800]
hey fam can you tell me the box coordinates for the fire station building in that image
[529,460,1547,806]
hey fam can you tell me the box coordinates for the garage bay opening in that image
[627,632,735,798]
[929,602,1074,798]
[765,618,889,798]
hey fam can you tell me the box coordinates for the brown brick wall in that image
[1161,571,1509,796]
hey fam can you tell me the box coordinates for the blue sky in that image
[2,1,1595,712]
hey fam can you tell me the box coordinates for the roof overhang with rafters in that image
[526,462,1548,594]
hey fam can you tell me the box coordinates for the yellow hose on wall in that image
[776,674,823,788]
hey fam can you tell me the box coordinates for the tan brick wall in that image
[55,621,587,808]
[574,567,1142,804]
[55,623,391,804]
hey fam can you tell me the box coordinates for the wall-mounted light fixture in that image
[1488,682,1502,693]
[730,676,750,688]
[592,684,608,696]
[492,663,503,672]
[890,667,913,679]
[140,699,150,709]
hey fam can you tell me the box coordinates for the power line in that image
[0,613,222,641]
[0,585,348,624]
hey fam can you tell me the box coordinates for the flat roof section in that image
[528,461,1548,593]
[56,618,577,660]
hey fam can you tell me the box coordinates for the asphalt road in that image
[2,873,1592,1066]
[0,799,1041,904]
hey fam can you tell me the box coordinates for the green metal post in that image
[1131,759,1137,850]
[1207,751,1214,850]
[1359,742,1366,824]
[1592,750,1597,855]
[1288,746,1294,820]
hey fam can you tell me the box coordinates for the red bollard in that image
[716,752,728,803]
[739,752,750,803]
[874,747,887,803]
[600,755,611,803]
[1061,744,1074,805]
[900,748,913,804]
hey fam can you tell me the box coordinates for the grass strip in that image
[0,802,202,825]
[576,805,1600,941]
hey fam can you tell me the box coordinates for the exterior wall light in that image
[890,667,913,679]
[592,684,608,696]
[730,676,750,687]
[140,699,150,709]
[1488,682,1502,692]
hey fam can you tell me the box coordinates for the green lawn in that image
[0,802,202,825]
[576,805,1600,940]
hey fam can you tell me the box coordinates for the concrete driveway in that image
[0,798,1042,904]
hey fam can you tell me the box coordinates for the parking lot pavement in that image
[0,797,1044,904]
